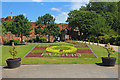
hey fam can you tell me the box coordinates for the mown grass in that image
[1,42,119,65]
[76,47,90,49]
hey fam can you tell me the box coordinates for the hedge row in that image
[25,37,47,43]
[86,36,120,46]
[5,39,19,45]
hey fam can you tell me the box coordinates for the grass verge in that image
[1,42,119,65]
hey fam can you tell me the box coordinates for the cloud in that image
[32,0,43,2]
[23,13,27,16]
[51,8,61,12]
[64,5,71,7]
[41,3,44,5]
[51,15,55,18]
[55,12,68,23]
[70,0,89,10]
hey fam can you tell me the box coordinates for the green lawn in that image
[1,42,119,65]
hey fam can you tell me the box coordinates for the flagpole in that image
[11,12,13,20]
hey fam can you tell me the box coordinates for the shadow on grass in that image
[3,44,26,46]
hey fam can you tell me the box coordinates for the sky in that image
[2,1,89,23]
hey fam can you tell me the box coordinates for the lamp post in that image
[81,33,83,43]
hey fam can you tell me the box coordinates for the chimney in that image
[5,16,11,22]
[1,18,5,23]
[12,16,16,19]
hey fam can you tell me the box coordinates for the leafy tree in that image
[91,15,107,38]
[118,1,120,35]
[86,2,119,33]
[44,23,60,42]
[35,26,44,38]
[11,14,32,43]
[66,10,106,40]
[86,2,118,13]
[35,16,44,37]
[0,23,2,36]
[86,2,107,13]
[36,14,60,42]
[67,1,120,40]
[2,21,12,34]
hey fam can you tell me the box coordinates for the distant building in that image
[1,16,78,43]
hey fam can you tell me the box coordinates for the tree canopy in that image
[35,13,60,42]
[66,2,119,40]
[11,14,32,43]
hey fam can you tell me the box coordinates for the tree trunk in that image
[21,34,23,44]
[48,35,50,42]
[108,53,110,57]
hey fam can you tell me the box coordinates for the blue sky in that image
[2,1,89,23]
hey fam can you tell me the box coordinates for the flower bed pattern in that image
[25,44,97,58]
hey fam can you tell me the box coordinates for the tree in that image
[36,14,60,42]
[66,10,106,40]
[2,21,12,34]
[35,26,44,38]
[35,16,44,37]
[44,23,60,42]
[86,2,119,33]
[11,14,32,43]
[118,2,120,35]
[0,23,2,36]
[91,14,107,38]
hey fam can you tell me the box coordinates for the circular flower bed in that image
[46,45,77,53]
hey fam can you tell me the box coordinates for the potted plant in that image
[6,46,21,68]
[102,43,116,66]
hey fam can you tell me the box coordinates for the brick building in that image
[0,16,71,43]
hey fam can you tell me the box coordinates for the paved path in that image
[2,64,118,78]
[0,66,2,80]
[79,41,120,53]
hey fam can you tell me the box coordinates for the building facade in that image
[1,16,71,43]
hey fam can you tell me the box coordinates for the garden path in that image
[2,64,118,78]
[78,41,120,53]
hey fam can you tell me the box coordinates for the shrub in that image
[39,38,47,43]
[66,40,73,43]
[25,39,32,43]
[94,37,98,43]
[5,39,19,45]
[109,37,115,45]
[103,36,110,44]
[117,41,120,46]
[36,36,39,42]
[106,43,115,57]
[9,46,17,58]
[5,40,10,45]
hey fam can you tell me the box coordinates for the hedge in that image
[87,36,120,46]
[25,37,47,43]
[39,38,47,43]
[5,39,19,45]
